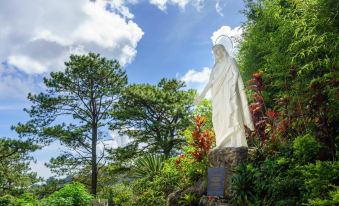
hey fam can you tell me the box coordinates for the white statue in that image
[195,35,254,148]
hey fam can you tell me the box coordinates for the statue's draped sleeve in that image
[234,60,254,131]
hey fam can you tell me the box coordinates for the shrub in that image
[102,183,133,206]
[41,182,92,206]
[307,187,339,206]
[293,134,322,163]
[0,195,15,206]
[231,144,304,206]
[231,163,259,205]
[15,193,39,206]
[300,161,339,202]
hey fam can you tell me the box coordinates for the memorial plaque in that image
[207,167,225,196]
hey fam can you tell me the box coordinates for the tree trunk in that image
[91,122,98,196]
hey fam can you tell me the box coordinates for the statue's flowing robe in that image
[209,57,254,148]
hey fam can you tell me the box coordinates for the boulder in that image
[167,179,206,206]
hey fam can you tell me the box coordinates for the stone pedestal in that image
[208,147,248,199]
[167,147,248,206]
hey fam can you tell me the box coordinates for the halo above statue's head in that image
[212,35,234,58]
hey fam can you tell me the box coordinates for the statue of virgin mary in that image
[195,35,254,148]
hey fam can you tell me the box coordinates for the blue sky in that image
[0,0,246,178]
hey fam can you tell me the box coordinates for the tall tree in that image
[14,53,127,195]
[110,79,195,160]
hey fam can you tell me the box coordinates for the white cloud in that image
[109,130,130,148]
[180,67,211,98]
[181,67,211,84]
[0,0,144,75]
[215,0,224,16]
[149,0,204,11]
[8,55,46,75]
[0,65,38,99]
[30,160,54,179]
[211,25,243,47]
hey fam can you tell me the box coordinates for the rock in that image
[208,147,248,199]
[199,196,234,206]
[91,199,108,206]
[167,179,206,206]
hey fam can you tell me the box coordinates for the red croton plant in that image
[247,72,289,149]
[190,115,215,162]
[176,115,215,165]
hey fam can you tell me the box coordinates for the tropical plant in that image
[131,155,164,179]
[189,115,215,162]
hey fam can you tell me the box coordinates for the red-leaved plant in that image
[247,72,288,147]
[190,115,215,162]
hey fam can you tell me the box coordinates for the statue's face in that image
[212,45,225,61]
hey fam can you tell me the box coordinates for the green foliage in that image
[232,1,339,204]
[193,99,212,130]
[111,78,195,160]
[41,182,93,206]
[178,193,199,206]
[124,158,184,206]
[0,193,39,206]
[240,0,339,158]
[307,187,339,206]
[300,161,339,202]
[14,193,39,206]
[0,139,39,196]
[293,134,322,163]
[131,155,164,179]
[231,163,258,205]
[0,195,15,206]
[232,145,339,206]
[30,177,67,199]
[99,183,133,206]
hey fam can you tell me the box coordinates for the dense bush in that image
[0,195,15,206]
[230,0,338,205]
[99,183,133,206]
[240,0,339,159]
[40,182,92,206]
[0,193,39,206]
[293,134,323,163]
[232,147,339,205]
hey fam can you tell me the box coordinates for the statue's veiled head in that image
[212,35,234,62]
[212,44,227,62]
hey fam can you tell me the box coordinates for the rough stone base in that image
[167,147,248,206]
[208,147,248,199]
